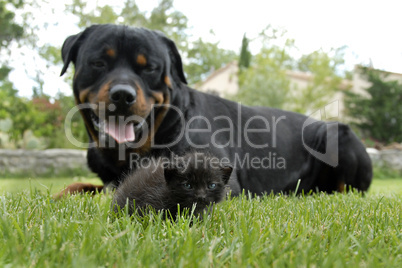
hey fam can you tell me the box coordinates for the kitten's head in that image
[164,152,232,212]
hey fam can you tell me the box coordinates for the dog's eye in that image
[208,183,217,189]
[143,66,156,74]
[91,61,106,69]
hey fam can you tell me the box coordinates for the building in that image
[195,63,402,119]
[196,61,239,96]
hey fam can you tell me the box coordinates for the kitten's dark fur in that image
[112,152,235,219]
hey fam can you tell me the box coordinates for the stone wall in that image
[0,149,89,176]
[366,148,402,171]
[0,148,401,177]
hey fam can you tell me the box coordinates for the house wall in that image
[353,67,402,97]
[196,62,239,96]
[195,63,402,121]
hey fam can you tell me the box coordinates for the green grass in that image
[0,178,401,267]
[1,176,401,195]
[0,176,103,195]
[370,179,402,195]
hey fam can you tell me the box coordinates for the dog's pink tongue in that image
[104,120,135,144]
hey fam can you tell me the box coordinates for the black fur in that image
[111,152,235,218]
[61,24,373,194]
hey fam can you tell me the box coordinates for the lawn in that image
[0,177,401,267]
[1,176,401,195]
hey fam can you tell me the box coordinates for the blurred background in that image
[0,0,401,150]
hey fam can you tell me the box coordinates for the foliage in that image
[0,0,25,82]
[1,0,238,148]
[235,26,346,114]
[239,33,251,70]
[1,1,352,148]
[373,166,402,180]
[0,86,87,148]
[236,27,294,109]
[29,93,88,149]
[67,0,188,50]
[344,66,402,143]
[54,92,88,148]
[0,0,30,145]
[0,0,24,88]
[290,47,347,114]
[186,37,237,84]
[0,85,35,142]
[0,188,401,266]
[0,0,24,49]
[144,0,188,47]
[236,47,292,108]
[65,0,236,85]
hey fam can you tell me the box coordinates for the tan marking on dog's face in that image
[78,88,92,104]
[136,54,147,66]
[80,82,111,146]
[106,48,116,58]
[151,91,170,136]
[164,76,172,89]
[151,91,164,105]
[131,82,154,118]
[130,89,170,155]
[96,81,113,104]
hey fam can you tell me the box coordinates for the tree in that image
[344,67,402,144]
[0,0,237,148]
[236,47,293,108]
[145,0,188,48]
[0,0,31,144]
[235,25,347,113]
[0,0,24,49]
[64,0,190,72]
[0,86,36,143]
[67,0,119,28]
[0,0,24,81]
[186,37,237,85]
[65,0,237,85]
[235,27,295,108]
[239,33,251,70]
[67,0,188,48]
[290,47,346,114]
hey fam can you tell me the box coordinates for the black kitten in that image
[112,152,234,219]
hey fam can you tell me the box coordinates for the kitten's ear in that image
[220,165,233,184]
[164,164,179,182]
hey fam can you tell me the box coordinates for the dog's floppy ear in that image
[60,33,82,76]
[157,33,187,85]
[60,25,99,76]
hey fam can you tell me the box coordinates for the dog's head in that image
[61,24,187,147]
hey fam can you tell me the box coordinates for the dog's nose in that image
[109,84,137,107]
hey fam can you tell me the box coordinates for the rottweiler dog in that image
[59,24,372,195]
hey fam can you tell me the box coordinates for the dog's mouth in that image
[89,110,148,144]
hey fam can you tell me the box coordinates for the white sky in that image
[8,0,402,97]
